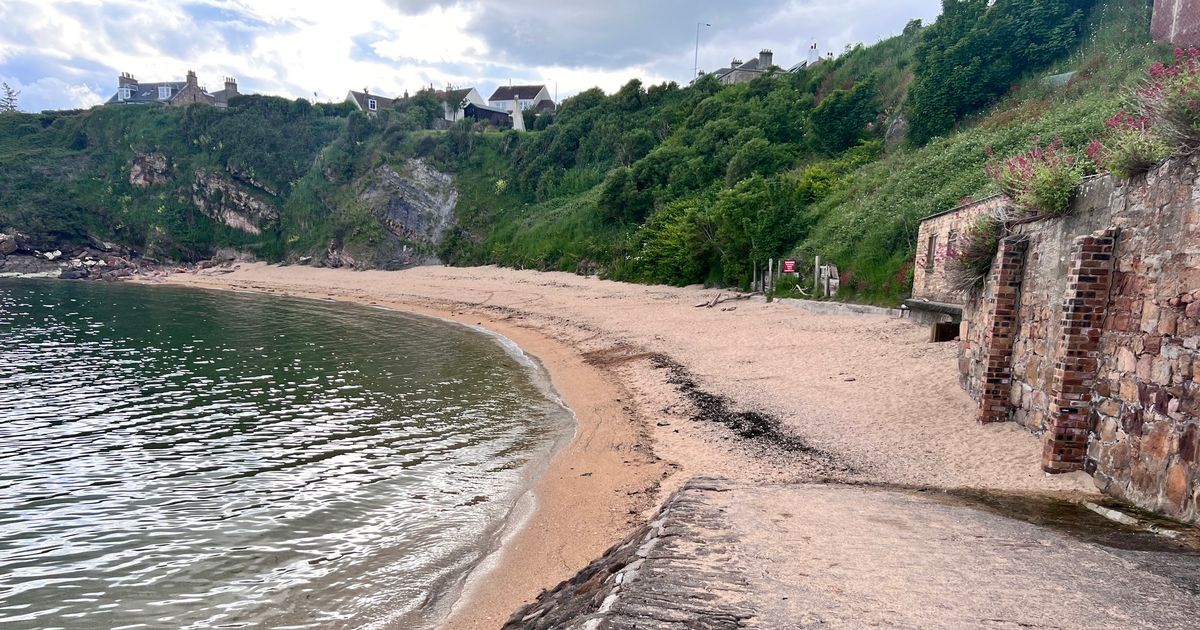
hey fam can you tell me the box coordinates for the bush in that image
[946,213,1003,294]
[1135,47,1200,152]
[985,137,1084,215]
[1086,109,1170,178]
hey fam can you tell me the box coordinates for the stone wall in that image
[912,195,1005,305]
[1152,0,1200,47]
[958,159,1200,523]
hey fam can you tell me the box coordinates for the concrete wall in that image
[1152,0,1200,47]
[959,159,1200,523]
[912,196,1006,306]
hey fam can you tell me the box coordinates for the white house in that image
[487,85,554,113]
[436,86,485,122]
[346,89,396,113]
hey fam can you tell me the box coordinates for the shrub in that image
[946,213,1004,294]
[1086,109,1170,178]
[1139,48,1200,152]
[985,137,1083,215]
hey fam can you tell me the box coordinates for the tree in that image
[906,0,1094,144]
[0,82,18,113]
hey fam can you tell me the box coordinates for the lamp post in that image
[694,22,711,82]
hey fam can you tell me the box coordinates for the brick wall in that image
[1152,0,1200,47]
[958,159,1200,523]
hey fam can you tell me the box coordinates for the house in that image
[435,86,485,122]
[106,70,236,108]
[788,44,825,73]
[463,102,513,127]
[711,50,776,85]
[346,89,397,113]
[487,85,554,113]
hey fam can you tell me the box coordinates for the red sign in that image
[782,259,797,274]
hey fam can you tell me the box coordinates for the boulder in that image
[0,234,16,256]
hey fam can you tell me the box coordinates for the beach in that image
[149,263,1100,628]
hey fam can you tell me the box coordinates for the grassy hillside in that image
[0,0,1167,305]
[432,0,1163,303]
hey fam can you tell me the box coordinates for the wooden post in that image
[814,255,821,294]
[768,258,774,293]
[753,260,758,292]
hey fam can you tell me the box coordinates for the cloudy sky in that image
[0,0,941,112]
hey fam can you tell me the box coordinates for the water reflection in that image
[0,279,569,629]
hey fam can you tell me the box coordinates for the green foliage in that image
[985,137,1085,215]
[809,78,879,154]
[946,214,1003,294]
[908,0,1096,144]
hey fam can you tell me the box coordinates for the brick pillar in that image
[978,236,1028,424]
[1043,230,1117,473]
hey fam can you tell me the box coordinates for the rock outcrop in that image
[129,153,171,187]
[191,170,279,235]
[357,159,457,267]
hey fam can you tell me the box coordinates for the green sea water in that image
[0,279,571,629]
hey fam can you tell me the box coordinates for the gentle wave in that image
[0,279,570,629]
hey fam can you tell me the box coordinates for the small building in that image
[435,86,485,122]
[1152,0,1200,46]
[463,102,513,127]
[346,89,397,113]
[711,50,776,85]
[487,85,554,113]
[106,70,236,108]
[906,195,1008,334]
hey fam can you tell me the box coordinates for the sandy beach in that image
[148,263,1100,628]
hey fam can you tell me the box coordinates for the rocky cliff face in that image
[353,158,458,268]
[129,153,171,187]
[191,169,279,236]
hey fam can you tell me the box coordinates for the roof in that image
[488,85,549,102]
[918,194,1007,222]
[465,102,510,115]
[436,88,475,104]
[347,90,397,111]
[105,81,188,105]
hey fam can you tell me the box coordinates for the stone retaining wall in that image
[960,159,1200,523]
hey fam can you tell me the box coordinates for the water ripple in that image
[0,279,570,629]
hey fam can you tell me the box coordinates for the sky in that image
[0,0,942,112]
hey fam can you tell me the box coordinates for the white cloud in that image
[0,0,941,110]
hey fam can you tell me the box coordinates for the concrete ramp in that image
[505,479,1200,629]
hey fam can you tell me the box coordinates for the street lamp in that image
[694,22,711,82]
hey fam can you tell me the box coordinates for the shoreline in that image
[134,262,1103,627]
[140,269,670,629]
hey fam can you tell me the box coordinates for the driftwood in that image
[693,292,760,308]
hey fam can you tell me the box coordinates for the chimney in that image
[511,97,526,132]
[731,58,742,69]
[118,72,137,87]
[225,77,238,95]
[186,70,198,87]
[759,49,773,68]
[807,43,820,66]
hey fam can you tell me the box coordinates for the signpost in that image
[782,259,797,274]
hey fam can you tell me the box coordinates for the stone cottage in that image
[711,50,776,85]
[107,71,238,108]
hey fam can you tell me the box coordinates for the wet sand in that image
[148,263,1099,628]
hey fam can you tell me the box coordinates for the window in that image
[946,229,959,258]
[924,234,937,272]
[368,98,377,111]
[158,86,171,100]
[119,87,133,101]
